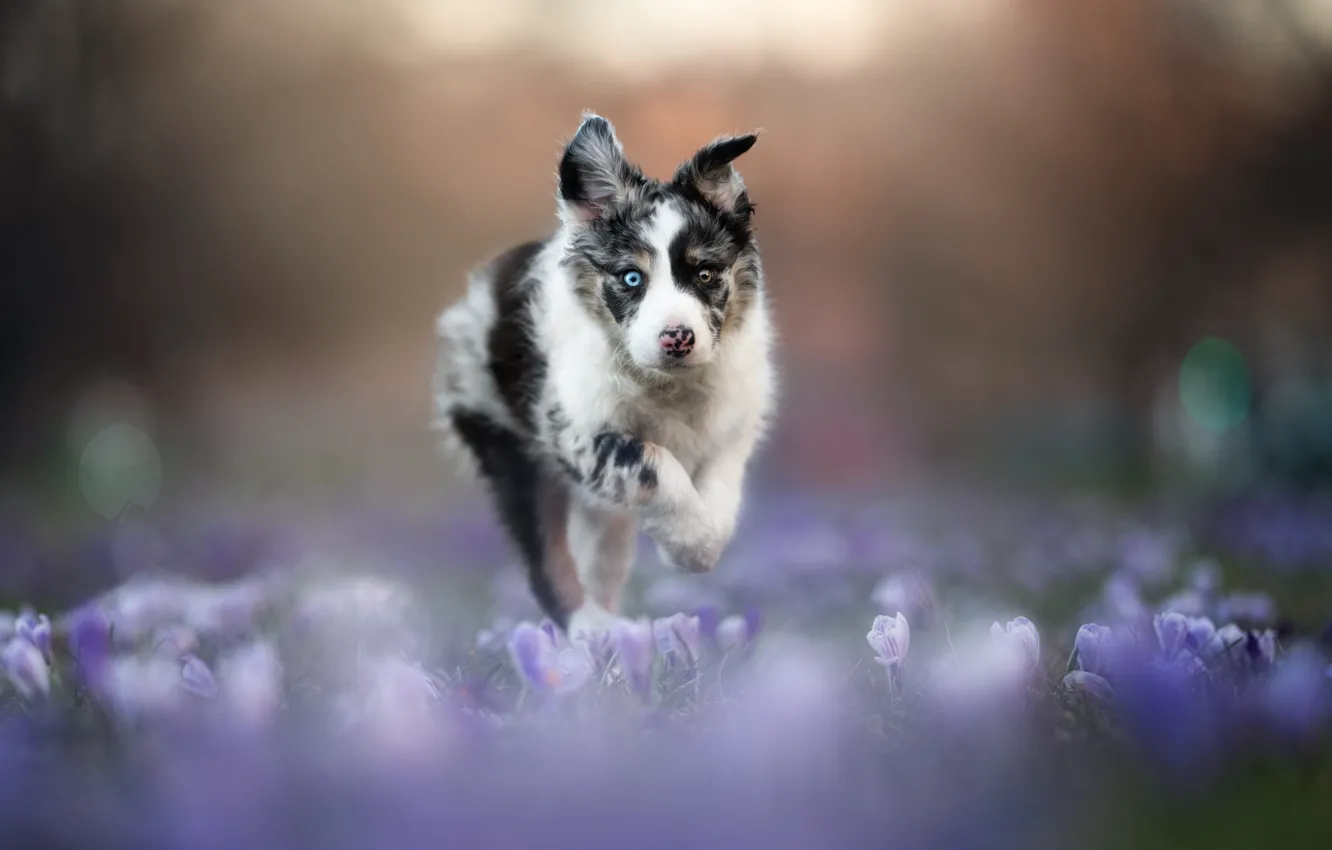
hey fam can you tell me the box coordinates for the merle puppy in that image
[433,113,774,637]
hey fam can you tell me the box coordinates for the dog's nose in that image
[659,325,695,357]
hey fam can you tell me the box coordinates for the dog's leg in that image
[536,475,587,626]
[451,409,583,627]
[655,446,751,574]
[564,500,638,639]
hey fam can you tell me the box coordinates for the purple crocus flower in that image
[551,646,594,695]
[1075,622,1148,678]
[867,613,910,669]
[1153,612,1189,660]
[1253,629,1278,666]
[1074,624,1113,675]
[990,617,1041,672]
[66,604,113,689]
[653,614,702,664]
[2,637,49,698]
[539,619,560,645]
[1207,623,1247,660]
[31,615,51,658]
[507,621,592,695]
[507,622,553,691]
[610,618,654,695]
[14,608,50,656]
[1062,670,1115,701]
[1183,616,1217,655]
[14,607,36,641]
[693,605,721,645]
[181,654,219,699]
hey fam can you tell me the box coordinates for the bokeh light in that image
[1178,337,1253,434]
[79,423,163,520]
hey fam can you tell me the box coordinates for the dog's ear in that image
[558,112,637,225]
[673,132,759,217]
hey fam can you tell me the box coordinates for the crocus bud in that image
[867,613,910,669]
[2,637,50,699]
[1208,623,1246,660]
[1153,612,1189,660]
[611,618,654,695]
[1183,616,1217,655]
[990,616,1041,673]
[180,654,218,698]
[1074,624,1114,675]
[653,613,702,664]
[693,605,721,644]
[66,604,113,689]
[507,622,554,692]
[31,614,51,658]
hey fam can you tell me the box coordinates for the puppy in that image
[432,113,775,638]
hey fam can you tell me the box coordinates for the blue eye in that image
[621,270,643,287]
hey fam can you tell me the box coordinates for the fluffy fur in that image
[432,113,775,637]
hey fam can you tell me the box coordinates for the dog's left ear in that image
[673,132,759,216]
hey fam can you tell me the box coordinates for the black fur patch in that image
[487,241,547,432]
[558,115,645,216]
[589,430,647,489]
[600,276,648,326]
[637,463,658,489]
[666,205,750,337]
[450,409,569,627]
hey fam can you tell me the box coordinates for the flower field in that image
[2,487,1331,849]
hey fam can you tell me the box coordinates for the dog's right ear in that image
[558,113,635,225]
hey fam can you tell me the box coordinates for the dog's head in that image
[556,113,762,375]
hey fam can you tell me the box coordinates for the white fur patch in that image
[622,201,717,370]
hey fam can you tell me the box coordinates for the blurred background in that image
[3,0,1332,597]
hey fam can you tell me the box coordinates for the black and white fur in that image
[432,113,775,638]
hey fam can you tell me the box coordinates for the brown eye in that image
[696,268,715,285]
